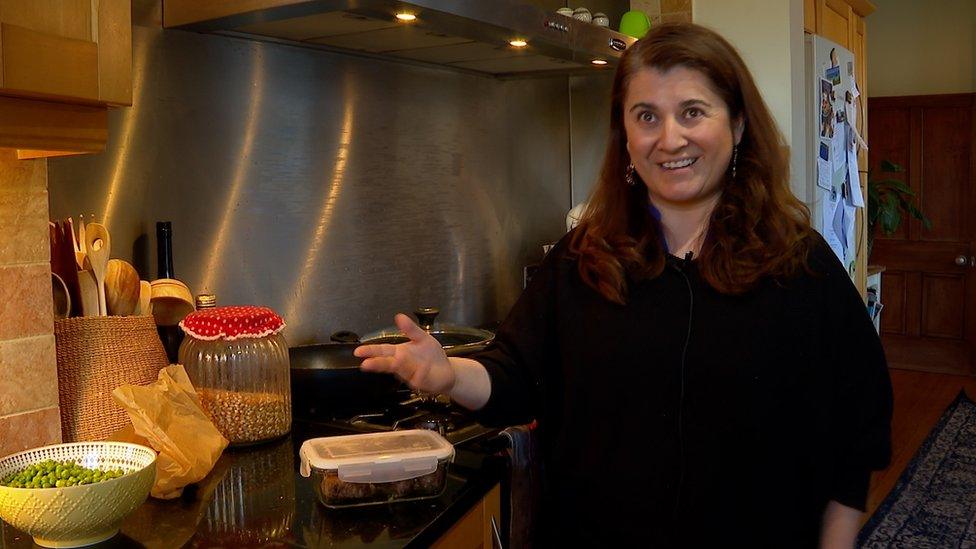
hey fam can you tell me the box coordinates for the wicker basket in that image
[54,316,169,442]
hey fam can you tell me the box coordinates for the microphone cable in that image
[672,251,695,521]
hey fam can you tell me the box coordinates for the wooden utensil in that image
[50,220,82,317]
[137,281,152,316]
[150,278,194,326]
[84,223,111,316]
[78,214,87,256]
[67,217,84,270]
[77,270,99,317]
[105,259,140,316]
[51,273,70,319]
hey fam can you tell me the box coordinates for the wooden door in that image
[869,94,976,375]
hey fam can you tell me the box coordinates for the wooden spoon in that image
[138,280,152,316]
[84,223,111,316]
[77,270,99,317]
[105,259,140,316]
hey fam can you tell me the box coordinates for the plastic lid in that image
[299,430,455,483]
[179,305,285,341]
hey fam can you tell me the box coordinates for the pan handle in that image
[330,331,361,343]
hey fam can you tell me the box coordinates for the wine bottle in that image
[157,221,174,279]
[155,221,183,363]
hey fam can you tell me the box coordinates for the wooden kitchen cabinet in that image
[432,483,502,549]
[0,0,131,157]
[806,0,875,299]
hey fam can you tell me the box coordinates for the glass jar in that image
[179,306,291,446]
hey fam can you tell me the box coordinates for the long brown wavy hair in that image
[569,22,816,304]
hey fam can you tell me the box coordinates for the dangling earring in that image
[731,145,739,181]
[625,164,637,186]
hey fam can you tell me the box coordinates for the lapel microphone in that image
[682,251,694,270]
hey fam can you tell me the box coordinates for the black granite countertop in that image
[0,420,506,548]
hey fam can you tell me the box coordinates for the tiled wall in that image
[0,149,62,456]
[631,0,693,24]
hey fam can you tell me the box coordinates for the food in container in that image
[179,305,291,445]
[299,430,455,508]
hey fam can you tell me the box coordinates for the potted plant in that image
[867,160,932,260]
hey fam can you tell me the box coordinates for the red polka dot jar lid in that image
[180,306,286,341]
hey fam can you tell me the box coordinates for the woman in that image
[356,23,891,548]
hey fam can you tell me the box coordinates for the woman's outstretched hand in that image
[354,313,456,394]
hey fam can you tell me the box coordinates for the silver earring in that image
[731,145,738,180]
[625,164,637,186]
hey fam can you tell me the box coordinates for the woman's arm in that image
[355,314,493,410]
[819,500,863,549]
[446,357,492,410]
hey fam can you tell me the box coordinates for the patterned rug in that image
[859,391,976,548]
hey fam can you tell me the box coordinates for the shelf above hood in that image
[163,0,637,78]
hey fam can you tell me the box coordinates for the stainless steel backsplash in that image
[48,23,611,344]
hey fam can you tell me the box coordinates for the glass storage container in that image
[299,430,455,509]
[179,305,291,446]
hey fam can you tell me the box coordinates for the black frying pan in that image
[289,339,403,419]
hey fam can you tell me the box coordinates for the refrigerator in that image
[804,34,863,277]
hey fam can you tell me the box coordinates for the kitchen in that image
[0,0,645,546]
[1,0,974,547]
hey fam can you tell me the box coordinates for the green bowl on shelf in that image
[619,10,651,39]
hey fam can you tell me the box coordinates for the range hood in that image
[163,0,637,78]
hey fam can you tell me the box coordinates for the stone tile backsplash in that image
[0,149,61,456]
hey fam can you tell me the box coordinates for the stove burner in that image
[410,413,457,436]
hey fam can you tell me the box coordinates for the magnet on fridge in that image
[825,65,841,86]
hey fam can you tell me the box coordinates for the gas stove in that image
[297,392,497,446]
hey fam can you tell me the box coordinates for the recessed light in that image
[395,12,417,22]
[509,39,528,48]
[591,59,608,66]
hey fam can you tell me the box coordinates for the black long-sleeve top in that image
[471,234,892,547]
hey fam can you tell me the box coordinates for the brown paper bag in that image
[111,364,229,499]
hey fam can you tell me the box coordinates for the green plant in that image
[867,160,932,259]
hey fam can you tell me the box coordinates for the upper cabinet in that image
[0,0,132,105]
[804,0,875,47]
[0,0,131,157]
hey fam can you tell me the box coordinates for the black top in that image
[472,233,892,547]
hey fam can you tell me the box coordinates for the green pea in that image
[0,460,129,489]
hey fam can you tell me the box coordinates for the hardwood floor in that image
[865,367,976,518]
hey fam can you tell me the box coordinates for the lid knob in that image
[413,307,439,331]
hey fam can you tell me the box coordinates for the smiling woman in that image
[355,22,893,548]
[571,22,815,302]
[623,66,741,254]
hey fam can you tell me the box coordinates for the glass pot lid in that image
[360,307,494,356]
